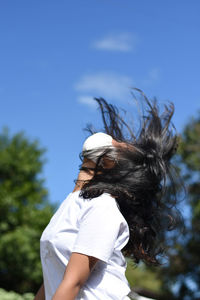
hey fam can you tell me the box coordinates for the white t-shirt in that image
[40,191,131,300]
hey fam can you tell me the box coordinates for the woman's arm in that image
[34,283,45,300]
[52,252,98,300]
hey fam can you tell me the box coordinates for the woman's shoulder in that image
[79,193,127,224]
[78,192,118,210]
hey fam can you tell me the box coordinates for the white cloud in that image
[78,95,97,108]
[75,72,134,106]
[92,33,138,52]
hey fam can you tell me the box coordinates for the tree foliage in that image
[0,127,55,294]
[159,114,200,299]
[126,114,200,300]
[0,288,33,300]
[126,259,162,293]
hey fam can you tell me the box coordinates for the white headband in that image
[82,132,113,162]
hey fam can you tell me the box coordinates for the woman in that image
[35,91,180,300]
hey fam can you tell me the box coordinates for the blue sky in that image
[0,0,200,205]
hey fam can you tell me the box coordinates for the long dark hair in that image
[79,89,181,266]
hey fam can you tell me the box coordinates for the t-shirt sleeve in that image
[72,197,121,263]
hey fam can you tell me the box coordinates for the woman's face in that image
[83,135,134,169]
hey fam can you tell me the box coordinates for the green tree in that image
[159,114,200,299]
[126,259,164,299]
[0,127,55,294]
[0,288,34,300]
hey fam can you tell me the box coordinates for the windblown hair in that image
[79,89,181,266]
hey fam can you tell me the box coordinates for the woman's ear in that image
[102,156,115,169]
